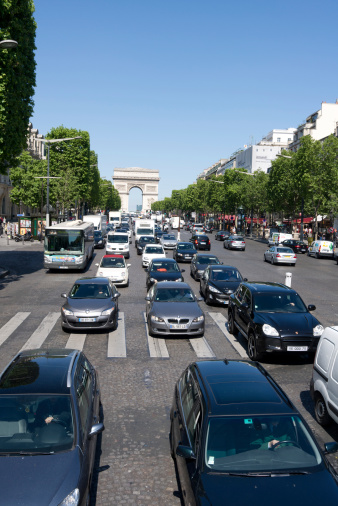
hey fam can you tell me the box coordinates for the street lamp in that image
[34,176,61,240]
[36,136,82,227]
[0,40,18,49]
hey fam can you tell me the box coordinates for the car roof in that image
[0,349,80,395]
[241,281,295,293]
[193,360,294,416]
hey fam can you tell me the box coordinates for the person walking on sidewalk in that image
[0,222,3,238]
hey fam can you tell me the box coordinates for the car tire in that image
[61,325,70,334]
[228,312,238,336]
[247,332,262,361]
[264,255,267,262]
[125,279,129,287]
[169,428,175,459]
[307,250,310,256]
[315,394,331,426]
[271,257,274,265]
[315,252,319,259]
[126,253,130,259]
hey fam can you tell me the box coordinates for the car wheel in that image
[125,279,129,287]
[247,333,262,361]
[111,312,118,331]
[315,252,319,259]
[264,255,267,262]
[271,257,274,265]
[315,394,331,426]
[126,253,130,259]
[228,312,238,336]
[223,242,226,248]
[169,424,175,459]
[147,318,155,337]
[307,250,310,256]
[61,325,70,334]
[205,291,212,305]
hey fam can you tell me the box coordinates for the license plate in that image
[185,256,191,259]
[169,324,188,329]
[59,266,69,269]
[287,346,308,351]
[284,255,291,258]
[79,317,97,322]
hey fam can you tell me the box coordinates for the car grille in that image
[168,318,190,324]
[71,322,108,328]
[282,336,313,345]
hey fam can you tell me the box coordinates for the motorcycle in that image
[14,231,34,242]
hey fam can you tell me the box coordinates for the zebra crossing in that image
[0,310,247,359]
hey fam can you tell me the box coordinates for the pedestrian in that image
[0,222,3,238]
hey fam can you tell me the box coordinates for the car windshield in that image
[197,257,219,265]
[231,236,244,241]
[100,257,125,268]
[154,288,195,302]
[197,236,208,240]
[211,269,242,282]
[253,293,307,313]
[144,246,164,254]
[94,231,102,238]
[178,244,195,250]
[151,262,180,272]
[205,415,322,473]
[276,248,293,253]
[163,235,176,240]
[69,283,111,299]
[107,235,128,243]
[0,394,74,454]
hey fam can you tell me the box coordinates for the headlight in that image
[262,324,279,337]
[150,278,156,283]
[62,308,73,316]
[98,240,102,244]
[209,285,221,294]
[175,277,183,282]
[59,488,80,506]
[313,324,324,336]
[197,270,204,274]
[121,271,126,277]
[151,315,164,322]
[101,308,114,315]
[98,271,104,276]
[143,257,149,261]
[226,289,234,294]
[75,256,83,263]
[44,255,52,263]
[177,253,183,256]
[193,315,204,322]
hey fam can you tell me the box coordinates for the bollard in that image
[285,272,292,287]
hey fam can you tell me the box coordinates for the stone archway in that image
[113,167,160,213]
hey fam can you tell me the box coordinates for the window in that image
[76,360,93,439]
[277,137,281,142]
[180,372,202,448]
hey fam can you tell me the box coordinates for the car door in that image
[145,284,155,318]
[200,267,209,296]
[237,287,252,337]
[266,246,274,261]
[190,255,197,276]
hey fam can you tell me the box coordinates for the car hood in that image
[65,298,114,313]
[257,312,319,335]
[196,470,338,506]
[150,272,183,282]
[210,280,241,293]
[0,448,81,505]
[97,268,125,276]
[152,302,203,318]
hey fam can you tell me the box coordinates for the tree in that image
[0,0,37,173]
[99,179,121,212]
[9,150,46,208]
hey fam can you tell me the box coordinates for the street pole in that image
[300,197,304,242]
[46,144,50,227]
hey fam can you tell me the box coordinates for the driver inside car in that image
[34,396,71,427]
[251,417,295,450]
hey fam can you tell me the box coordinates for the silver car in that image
[145,282,204,337]
[223,235,246,250]
[160,233,178,249]
[264,246,297,265]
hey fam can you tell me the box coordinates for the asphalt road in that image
[1,229,338,504]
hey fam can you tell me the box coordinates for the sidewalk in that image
[0,234,42,278]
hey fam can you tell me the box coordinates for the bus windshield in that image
[45,230,84,253]
[137,228,153,235]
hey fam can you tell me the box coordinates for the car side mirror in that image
[241,302,249,310]
[88,422,105,439]
[61,293,67,298]
[176,444,196,460]
[127,264,131,267]
[181,269,185,273]
[145,296,151,301]
[115,292,121,298]
[197,297,203,301]
[95,263,99,267]
[243,277,248,281]
[324,442,338,454]
[308,304,316,311]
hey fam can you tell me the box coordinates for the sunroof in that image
[209,381,281,405]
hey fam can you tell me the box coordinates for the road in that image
[1,229,338,504]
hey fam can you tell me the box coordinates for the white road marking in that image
[143,313,169,358]
[0,312,30,346]
[20,312,60,352]
[107,312,126,358]
[66,334,86,351]
[208,312,247,358]
[189,336,215,358]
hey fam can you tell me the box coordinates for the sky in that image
[31,0,338,211]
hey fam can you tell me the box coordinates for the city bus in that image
[44,220,95,270]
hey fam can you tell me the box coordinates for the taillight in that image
[195,240,198,244]
[319,246,321,252]
[276,254,281,258]
[293,255,297,258]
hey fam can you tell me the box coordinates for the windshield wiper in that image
[210,470,310,477]
[0,451,54,456]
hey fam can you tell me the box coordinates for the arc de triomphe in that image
[113,167,160,212]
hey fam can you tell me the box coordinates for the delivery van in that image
[307,240,334,259]
[268,232,293,246]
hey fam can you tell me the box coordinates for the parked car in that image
[215,230,230,241]
[0,348,104,506]
[160,234,178,249]
[142,244,166,268]
[145,281,204,337]
[170,359,338,506]
[173,242,197,262]
[190,234,211,251]
[200,265,245,306]
[190,253,222,280]
[136,235,157,255]
[307,240,334,259]
[223,235,246,251]
[95,254,130,287]
[264,246,297,265]
[94,230,106,249]
[311,326,338,426]
[282,239,308,254]
[61,276,120,331]
[227,281,323,361]
[146,258,184,291]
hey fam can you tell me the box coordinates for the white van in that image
[311,326,338,426]
[106,232,130,258]
[307,240,334,259]
[268,232,293,246]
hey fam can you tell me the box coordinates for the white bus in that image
[44,220,95,270]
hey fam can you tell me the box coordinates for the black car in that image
[190,253,222,280]
[136,235,157,255]
[282,239,308,254]
[0,348,104,506]
[146,258,184,291]
[204,225,213,233]
[190,234,211,250]
[173,242,197,262]
[228,281,323,360]
[94,230,105,249]
[215,230,230,241]
[170,359,338,506]
[155,230,165,242]
[200,265,245,305]
[61,276,120,331]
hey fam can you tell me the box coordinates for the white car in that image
[95,254,130,287]
[142,244,166,267]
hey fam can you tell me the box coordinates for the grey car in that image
[145,281,205,337]
[160,233,178,249]
[223,235,246,250]
[61,277,120,331]
[264,246,297,265]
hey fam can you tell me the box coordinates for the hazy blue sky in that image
[31,0,338,210]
